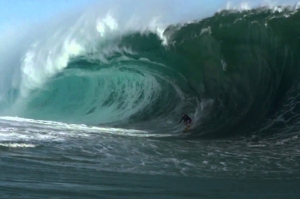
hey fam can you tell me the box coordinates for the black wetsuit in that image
[179,115,192,124]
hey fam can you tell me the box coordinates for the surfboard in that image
[183,126,190,132]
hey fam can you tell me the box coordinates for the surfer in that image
[179,114,192,129]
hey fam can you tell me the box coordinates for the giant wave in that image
[1,2,300,137]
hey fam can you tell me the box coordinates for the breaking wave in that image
[1,2,300,137]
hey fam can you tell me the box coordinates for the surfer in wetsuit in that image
[179,114,192,129]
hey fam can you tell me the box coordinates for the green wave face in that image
[3,8,300,137]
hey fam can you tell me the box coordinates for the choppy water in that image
[0,117,300,198]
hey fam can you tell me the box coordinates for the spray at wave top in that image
[3,0,293,97]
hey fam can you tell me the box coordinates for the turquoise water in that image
[1,2,300,198]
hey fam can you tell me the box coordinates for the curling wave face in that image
[1,5,300,137]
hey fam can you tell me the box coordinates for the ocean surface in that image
[1,1,300,198]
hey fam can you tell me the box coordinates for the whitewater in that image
[1,0,300,198]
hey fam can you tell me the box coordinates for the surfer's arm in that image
[178,118,183,123]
